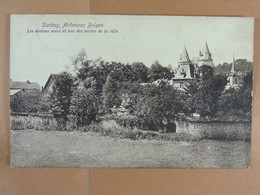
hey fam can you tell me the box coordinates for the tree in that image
[136,82,183,131]
[199,75,227,116]
[200,65,214,80]
[239,70,253,113]
[214,60,253,77]
[102,75,121,111]
[148,61,173,82]
[70,87,99,127]
[10,90,41,113]
[38,94,52,113]
[131,62,149,83]
[106,62,135,83]
[183,80,201,115]
[217,88,242,116]
[50,72,75,128]
[217,70,252,117]
[183,73,227,117]
[72,49,88,73]
[118,82,143,113]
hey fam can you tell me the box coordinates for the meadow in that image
[10,129,250,168]
[10,115,251,168]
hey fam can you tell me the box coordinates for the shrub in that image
[199,126,251,142]
[10,114,58,131]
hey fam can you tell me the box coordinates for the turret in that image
[198,41,214,68]
[179,45,191,63]
[227,56,237,86]
[204,41,212,60]
[175,45,194,79]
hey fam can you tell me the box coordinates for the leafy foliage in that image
[70,87,99,127]
[10,89,41,113]
[200,65,214,80]
[239,70,253,113]
[50,72,75,126]
[136,82,184,130]
[14,49,252,132]
[214,59,252,79]
[131,62,149,83]
[184,75,227,117]
[148,61,174,82]
[102,75,121,111]
[217,70,253,117]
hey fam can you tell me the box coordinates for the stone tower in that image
[174,46,194,79]
[198,41,214,68]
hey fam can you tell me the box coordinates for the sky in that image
[10,15,254,87]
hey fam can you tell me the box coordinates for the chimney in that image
[26,80,31,84]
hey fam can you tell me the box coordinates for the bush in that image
[10,114,58,131]
[199,127,251,142]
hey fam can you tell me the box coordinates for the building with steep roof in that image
[198,41,214,68]
[172,41,214,88]
[226,57,239,89]
[174,46,195,79]
[10,80,41,90]
[10,80,41,98]
[42,74,58,95]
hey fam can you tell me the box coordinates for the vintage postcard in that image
[10,15,254,168]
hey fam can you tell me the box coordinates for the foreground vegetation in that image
[11,115,251,142]
[10,129,250,168]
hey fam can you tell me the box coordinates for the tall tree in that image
[183,80,201,115]
[136,82,183,130]
[148,61,173,82]
[131,62,149,83]
[238,70,253,113]
[200,65,214,80]
[102,75,121,111]
[199,75,227,116]
[50,72,75,128]
[70,87,99,127]
[217,70,252,117]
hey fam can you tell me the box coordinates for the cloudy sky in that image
[10,15,254,87]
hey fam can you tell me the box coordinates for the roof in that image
[10,81,41,90]
[200,41,212,60]
[204,41,210,55]
[10,89,22,96]
[179,46,191,63]
[42,74,58,93]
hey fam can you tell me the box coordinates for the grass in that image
[199,127,251,142]
[10,129,251,168]
[10,117,251,168]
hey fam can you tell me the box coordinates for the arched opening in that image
[165,122,176,133]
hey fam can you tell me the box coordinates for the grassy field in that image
[10,130,250,168]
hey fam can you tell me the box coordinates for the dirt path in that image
[10,130,250,168]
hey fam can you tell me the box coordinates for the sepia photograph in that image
[10,15,254,168]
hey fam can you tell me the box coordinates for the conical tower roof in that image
[230,56,235,73]
[179,45,191,63]
[197,41,214,68]
[203,41,212,60]
[205,41,210,53]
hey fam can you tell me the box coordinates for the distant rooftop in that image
[10,80,41,90]
[10,89,22,96]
